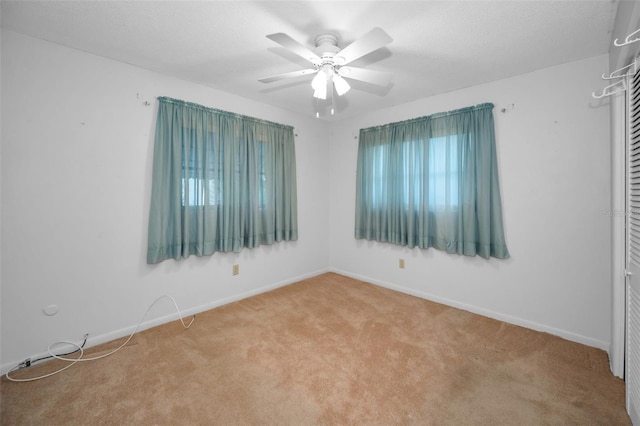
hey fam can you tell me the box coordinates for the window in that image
[147,97,298,264]
[181,140,268,208]
[369,136,458,213]
[355,103,509,259]
[427,136,458,210]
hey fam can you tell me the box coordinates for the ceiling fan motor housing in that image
[314,34,342,64]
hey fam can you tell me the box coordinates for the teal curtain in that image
[147,97,298,264]
[355,103,509,259]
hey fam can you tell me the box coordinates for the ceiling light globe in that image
[333,75,351,96]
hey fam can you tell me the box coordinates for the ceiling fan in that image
[259,28,394,102]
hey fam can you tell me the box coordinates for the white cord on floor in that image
[5,295,195,382]
[5,342,84,382]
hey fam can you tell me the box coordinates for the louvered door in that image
[627,64,640,425]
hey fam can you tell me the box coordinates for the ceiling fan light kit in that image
[311,66,330,99]
[259,27,393,117]
[333,75,351,96]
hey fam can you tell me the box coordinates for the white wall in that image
[0,16,4,372]
[328,55,612,349]
[0,29,614,371]
[0,30,330,370]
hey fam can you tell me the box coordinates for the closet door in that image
[627,65,640,424]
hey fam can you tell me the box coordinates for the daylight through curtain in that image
[147,97,298,264]
[355,103,509,259]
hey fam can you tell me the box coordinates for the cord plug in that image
[18,358,31,369]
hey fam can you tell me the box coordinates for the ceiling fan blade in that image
[336,28,393,65]
[339,66,394,87]
[258,68,318,84]
[266,33,322,65]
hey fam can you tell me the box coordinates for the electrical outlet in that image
[399,259,405,269]
[233,264,239,275]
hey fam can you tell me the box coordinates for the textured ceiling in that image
[1,1,619,121]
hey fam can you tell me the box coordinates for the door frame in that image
[611,83,626,379]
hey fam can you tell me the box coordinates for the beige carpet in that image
[1,272,630,425]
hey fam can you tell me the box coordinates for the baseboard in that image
[330,268,610,352]
[1,268,331,375]
[3,266,607,375]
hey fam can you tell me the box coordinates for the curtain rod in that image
[359,103,494,134]
[157,96,294,131]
